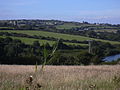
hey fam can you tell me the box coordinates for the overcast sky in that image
[0,0,120,24]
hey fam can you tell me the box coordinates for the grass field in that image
[55,23,118,30]
[55,23,104,29]
[0,36,55,45]
[0,27,14,29]
[0,30,120,45]
[0,36,87,46]
[0,65,120,90]
[56,23,82,29]
[94,29,118,33]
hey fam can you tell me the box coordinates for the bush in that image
[77,51,93,65]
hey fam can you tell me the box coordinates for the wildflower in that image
[26,75,33,85]
[89,84,96,88]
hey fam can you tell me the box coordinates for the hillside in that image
[0,36,87,46]
[0,20,120,65]
[0,19,120,43]
[0,30,120,45]
[0,20,120,31]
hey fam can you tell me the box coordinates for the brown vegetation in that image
[0,65,120,90]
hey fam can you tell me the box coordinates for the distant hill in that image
[0,19,120,31]
[0,19,120,44]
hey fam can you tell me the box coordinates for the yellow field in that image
[0,65,120,90]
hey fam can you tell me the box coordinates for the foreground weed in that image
[41,39,59,71]
[25,75,42,90]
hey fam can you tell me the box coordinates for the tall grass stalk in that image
[35,61,38,73]
[41,39,59,71]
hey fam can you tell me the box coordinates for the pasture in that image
[56,23,82,29]
[94,29,118,33]
[0,36,87,46]
[0,30,120,45]
[55,23,118,30]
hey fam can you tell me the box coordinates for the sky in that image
[0,0,120,24]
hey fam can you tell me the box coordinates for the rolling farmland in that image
[0,36,87,46]
[56,23,82,29]
[0,30,120,45]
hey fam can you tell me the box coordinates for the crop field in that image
[0,30,120,45]
[0,65,120,90]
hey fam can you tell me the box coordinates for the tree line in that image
[0,37,120,65]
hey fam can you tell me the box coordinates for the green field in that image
[0,30,120,45]
[55,23,99,29]
[0,36,88,46]
[56,23,81,29]
[55,23,116,30]
[94,29,118,33]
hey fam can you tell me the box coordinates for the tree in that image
[77,51,93,65]
[57,39,69,49]
[86,31,97,38]
[45,42,51,50]
[91,55,102,65]
[4,37,13,44]
[33,41,40,48]
[4,45,16,57]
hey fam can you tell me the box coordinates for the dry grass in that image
[0,65,120,90]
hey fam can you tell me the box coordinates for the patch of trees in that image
[83,30,120,42]
[90,41,120,56]
[49,51,103,65]
[0,37,86,65]
[0,37,120,65]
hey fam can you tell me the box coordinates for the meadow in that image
[0,30,120,45]
[0,65,120,90]
[0,36,87,46]
[94,29,118,33]
[56,23,82,29]
[55,23,118,30]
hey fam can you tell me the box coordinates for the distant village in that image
[0,19,120,31]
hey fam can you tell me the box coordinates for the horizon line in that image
[0,18,119,25]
